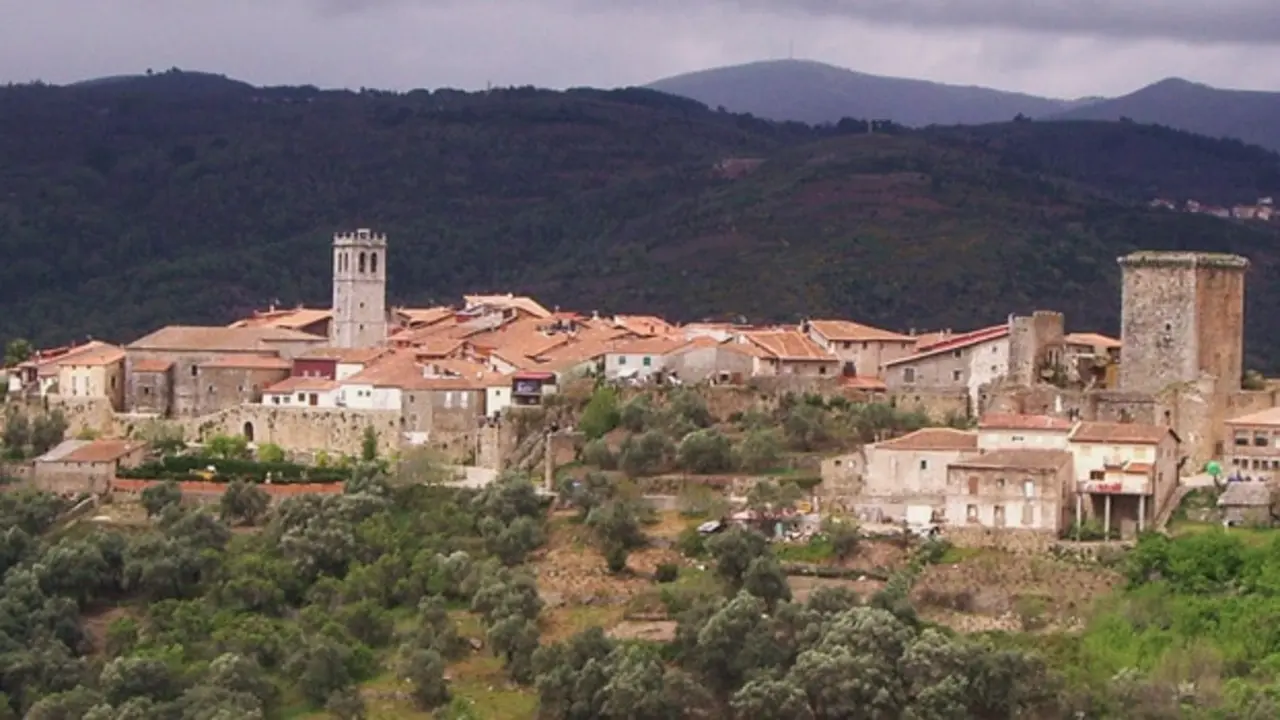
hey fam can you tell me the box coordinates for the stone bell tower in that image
[330,228,388,348]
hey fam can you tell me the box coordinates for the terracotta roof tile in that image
[1070,421,1170,445]
[951,449,1072,471]
[808,319,913,343]
[876,428,978,452]
[978,413,1075,431]
[129,325,325,352]
[462,294,552,319]
[395,306,456,327]
[55,343,125,368]
[1227,407,1280,426]
[229,307,331,330]
[885,325,1010,367]
[298,346,393,364]
[130,358,174,373]
[841,376,888,391]
[744,330,836,361]
[55,439,146,464]
[1064,332,1122,350]
[605,335,693,356]
[613,315,675,337]
[200,354,292,371]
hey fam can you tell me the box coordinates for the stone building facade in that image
[330,229,389,349]
[1118,251,1248,394]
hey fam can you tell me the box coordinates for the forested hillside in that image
[3,71,1280,367]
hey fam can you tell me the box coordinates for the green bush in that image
[579,387,621,440]
[117,454,352,484]
[654,563,679,584]
[676,429,733,474]
[676,526,707,558]
[581,438,616,469]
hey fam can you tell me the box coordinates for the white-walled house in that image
[603,336,692,380]
[1068,421,1179,538]
[977,413,1075,451]
[883,324,1011,409]
[262,377,342,408]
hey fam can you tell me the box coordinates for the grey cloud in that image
[720,0,1280,45]
[313,0,1280,45]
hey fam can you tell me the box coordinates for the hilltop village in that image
[2,229,1276,547]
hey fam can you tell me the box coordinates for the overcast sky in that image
[5,0,1280,98]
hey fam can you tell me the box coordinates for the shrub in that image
[579,386,621,440]
[654,563,679,583]
[618,431,674,477]
[676,484,729,518]
[676,429,733,474]
[257,443,286,463]
[676,526,707,558]
[734,428,784,473]
[581,438,616,469]
[619,395,654,433]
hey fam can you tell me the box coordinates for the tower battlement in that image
[333,228,388,245]
[1118,251,1249,271]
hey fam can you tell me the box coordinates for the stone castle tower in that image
[330,228,388,349]
[1117,251,1249,395]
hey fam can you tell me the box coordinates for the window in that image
[297,393,305,402]
[1089,470,1105,480]
[359,252,367,273]
[1011,435,1025,442]
[919,460,928,470]
[967,476,979,495]
[1021,503,1034,526]
[370,252,378,274]
[953,350,962,358]
[1234,432,1249,447]
[190,366,198,377]
[1255,433,1270,447]
[444,391,454,409]
[1023,480,1035,497]
[643,356,652,367]
[618,356,627,365]
[952,369,962,382]
[993,505,1006,527]
[142,387,152,396]
[862,342,869,350]
[460,392,469,409]
[992,346,998,354]
[903,367,916,383]
[996,477,1006,489]
[966,505,979,523]
[818,365,827,375]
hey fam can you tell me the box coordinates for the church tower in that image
[330,228,388,348]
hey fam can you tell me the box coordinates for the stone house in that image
[743,329,840,377]
[977,413,1074,451]
[34,438,148,495]
[666,338,759,384]
[883,324,1011,410]
[803,319,915,379]
[1068,421,1179,538]
[125,326,326,416]
[1218,481,1273,526]
[851,427,979,524]
[193,355,292,415]
[945,449,1074,536]
[55,343,127,411]
[1223,406,1280,481]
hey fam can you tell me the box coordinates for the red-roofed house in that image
[977,413,1076,451]
[883,324,1012,407]
[743,330,840,377]
[262,376,343,408]
[665,337,758,384]
[803,319,915,378]
[1068,420,1180,538]
[603,335,694,380]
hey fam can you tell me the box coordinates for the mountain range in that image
[648,60,1280,152]
[4,70,1280,370]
